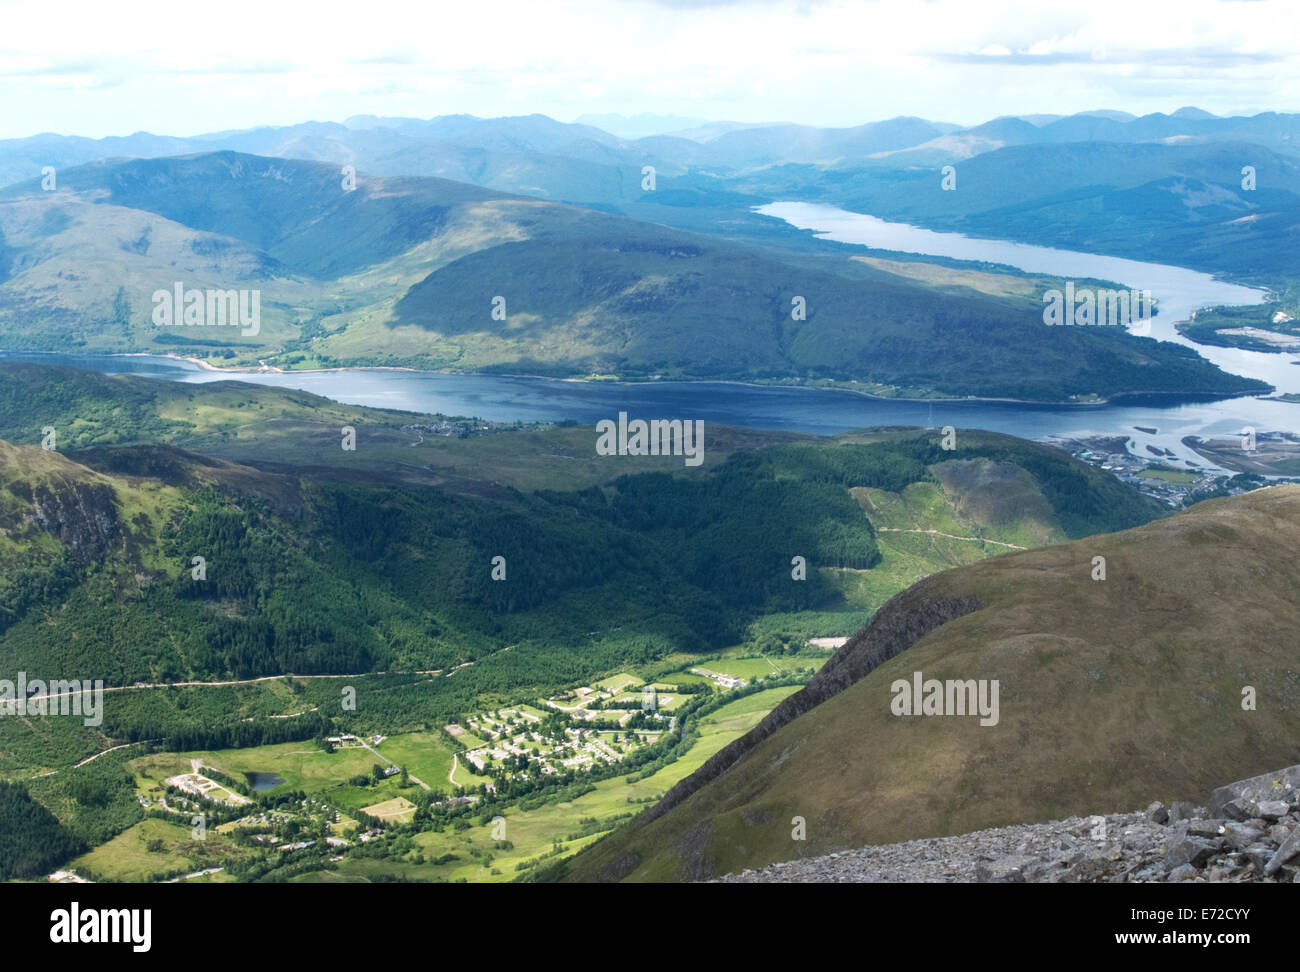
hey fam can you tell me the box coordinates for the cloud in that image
[932,47,1285,68]
[0,0,1296,138]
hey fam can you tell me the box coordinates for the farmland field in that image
[373,733,458,788]
[292,685,800,883]
[70,818,253,883]
[359,797,418,824]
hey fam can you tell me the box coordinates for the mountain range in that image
[0,152,1263,402]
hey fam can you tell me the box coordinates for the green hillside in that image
[559,485,1300,882]
[0,366,1168,875]
[0,153,1266,401]
[734,142,1300,284]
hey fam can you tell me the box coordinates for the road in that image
[19,668,449,703]
[74,740,155,768]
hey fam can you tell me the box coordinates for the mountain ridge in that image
[559,484,1300,882]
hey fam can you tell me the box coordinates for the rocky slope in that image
[718,764,1300,883]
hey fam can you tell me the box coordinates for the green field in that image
[289,686,799,883]
[145,742,379,795]
[70,817,253,883]
[448,729,489,751]
[373,733,458,789]
[695,657,794,680]
[359,797,417,824]
[1138,468,1201,486]
[592,673,644,693]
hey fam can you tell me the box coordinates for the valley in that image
[3,68,1300,902]
[0,364,1174,882]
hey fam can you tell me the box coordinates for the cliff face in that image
[0,444,121,561]
[563,485,1300,883]
[26,479,118,560]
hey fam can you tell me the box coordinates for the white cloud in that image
[0,0,1294,137]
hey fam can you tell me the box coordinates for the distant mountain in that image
[574,113,723,140]
[559,484,1300,882]
[693,117,954,168]
[1076,109,1138,122]
[0,152,1265,402]
[5,108,1300,211]
[732,140,1300,280]
[1009,114,1065,127]
[661,120,781,142]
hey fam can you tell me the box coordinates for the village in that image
[443,670,713,780]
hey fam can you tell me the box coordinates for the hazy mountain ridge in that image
[5,108,1297,191]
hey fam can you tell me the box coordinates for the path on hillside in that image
[876,527,1027,550]
[73,739,156,768]
[22,669,448,702]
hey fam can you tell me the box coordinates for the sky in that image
[0,0,1295,139]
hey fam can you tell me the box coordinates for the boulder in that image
[1187,819,1225,838]
[1164,829,1222,869]
[1257,801,1291,821]
[1220,798,1259,822]
[1222,822,1267,851]
[1264,829,1300,878]
[1209,765,1300,818]
[975,855,1035,882]
[1168,800,1198,822]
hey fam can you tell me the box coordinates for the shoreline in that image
[41,350,1268,411]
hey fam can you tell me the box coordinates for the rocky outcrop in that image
[26,479,118,560]
[717,764,1300,883]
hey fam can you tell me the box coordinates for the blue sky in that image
[0,0,1293,138]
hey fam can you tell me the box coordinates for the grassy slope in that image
[0,369,1168,873]
[563,484,1300,882]
[0,153,1265,400]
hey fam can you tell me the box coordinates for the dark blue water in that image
[3,349,1293,471]
[4,206,1294,472]
[245,772,285,792]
